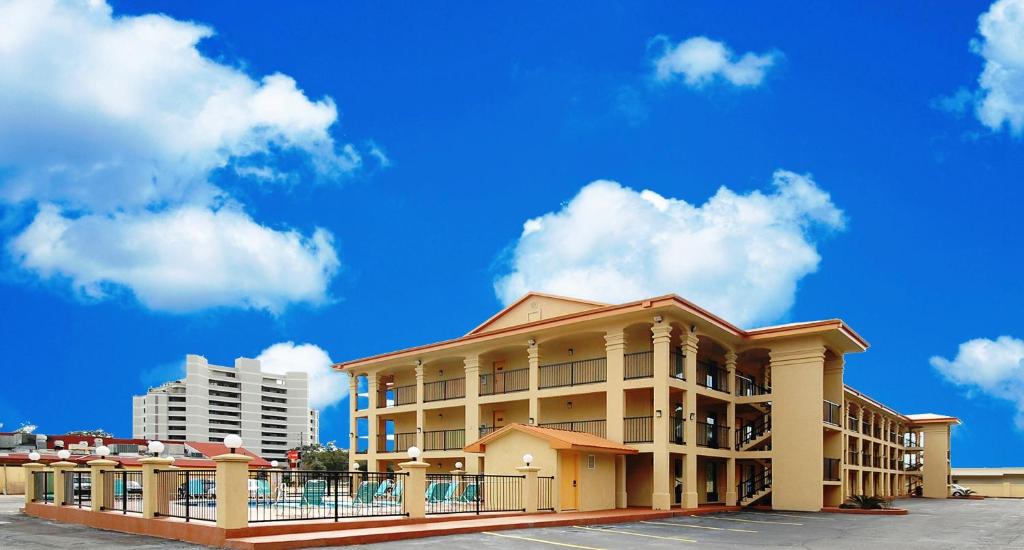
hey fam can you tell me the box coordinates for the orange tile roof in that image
[185,442,271,466]
[464,423,638,454]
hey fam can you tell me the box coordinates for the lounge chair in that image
[457,483,479,503]
[301,479,327,506]
[352,481,379,505]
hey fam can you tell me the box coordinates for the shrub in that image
[844,494,891,509]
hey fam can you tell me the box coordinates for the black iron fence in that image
[538,419,606,438]
[695,421,730,449]
[480,368,529,395]
[62,470,91,508]
[378,384,416,407]
[623,351,653,379]
[736,414,770,449]
[623,416,654,443]
[101,470,143,514]
[670,351,686,380]
[823,458,841,481]
[425,473,523,515]
[735,375,770,396]
[247,470,407,522]
[424,429,465,451]
[538,476,555,511]
[378,432,418,453]
[848,450,860,465]
[697,361,729,393]
[823,400,842,426]
[670,417,686,445]
[32,471,53,503]
[155,469,217,522]
[424,378,466,402]
[539,357,606,388]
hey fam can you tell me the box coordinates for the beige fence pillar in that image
[87,459,118,512]
[139,456,173,518]
[50,461,75,506]
[213,453,253,529]
[22,463,44,505]
[517,465,541,514]
[399,458,429,519]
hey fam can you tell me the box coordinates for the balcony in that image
[479,425,498,437]
[669,351,686,380]
[848,450,859,465]
[423,378,465,402]
[539,357,606,389]
[623,416,653,443]
[670,418,686,445]
[377,384,416,408]
[823,457,841,481]
[823,400,841,426]
[378,432,417,453]
[735,375,770,397]
[623,351,653,380]
[538,419,606,438]
[423,428,465,451]
[697,361,729,393]
[847,416,858,432]
[480,368,529,395]
[695,421,731,449]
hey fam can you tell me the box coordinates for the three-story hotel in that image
[336,292,957,512]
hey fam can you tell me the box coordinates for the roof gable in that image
[468,292,609,335]
[463,423,637,454]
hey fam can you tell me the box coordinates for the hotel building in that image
[336,292,957,512]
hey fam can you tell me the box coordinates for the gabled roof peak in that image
[467,292,610,335]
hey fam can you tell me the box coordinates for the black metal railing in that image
[379,432,417,453]
[848,416,858,432]
[479,425,497,437]
[671,417,686,445]
[738,469,771,501]
[378,384,416,407]
[697,361,729,393]
[823,400,841,426]
[247,470,407,522]
[425,473,523,515]
[736,414,770,449]
[539,357,606,388]
[735,375,770,396]
[670,351,686,380]
[623,416,654,443]
[424,378,466,402]
[538,419,606,438]
[695,421,730,449]
[62,470,91,508]
[823,458,841,481]
[624,351,653,379]
[538,476,555,511]
[423,429,465,451]
[873,427,882,439]
[155,469,217,522]
[862,452,873,467]
[102,470,143,514]
[848,450,859,465]
[480,368,529,395]
[32,471,53,504]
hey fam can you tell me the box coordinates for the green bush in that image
[841,494,891,509]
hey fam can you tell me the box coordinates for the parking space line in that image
[698,515,803,526]
[483,531,607,550]
[641,519,757,533]
[752,511,830,521]
[572,525,696,543]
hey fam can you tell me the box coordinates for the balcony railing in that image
[862,452,872,466]
[695,421,731,449]
[377,384,416,408]
[736,414,770,449]
[378,431,417,453]
[623,416,654,443]
[423,378,466,402]
[848,450,859,465]
[735,375,770,397]
[697,361,729,393]
[538,419,606,438]
[670,351,686,380]
[670,417,686,445]
[823,400,841,426]
[423,429,465,451]
[623,351,654,379]
[823,458,841,481]
[480,368,529,395]
[847,416,858,432]
[539,357,606,389]
[479,425,498,437]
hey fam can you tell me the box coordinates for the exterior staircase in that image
[738,469,772,507]
[736,413,771,451]
[750,401,771,415]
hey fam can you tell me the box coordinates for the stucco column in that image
[399,459,429,518]
[651,321,672,510]
[615,455,627,509]
[517,465,541,513]
[139,456,173,518]
[50,461,75,506]
[528,341,540,424]
[22,463,44,504]
[87,459,117,512]
[415,363,425,450]
[682,330,699,509]
[213,453,253,529]
[725,350,738,506]
[349,375,359,454]
[921,423,951,498]
[605,329,626,443]
[367,374,379,468]
[464,355,481,473]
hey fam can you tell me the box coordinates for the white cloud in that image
[256,341,347,410]
[931,336,1024,428]
[10,203,339,313]
[494,170,845,327]
[0,0,372,312]
[968,0,1024,135]
[652,35,778,88]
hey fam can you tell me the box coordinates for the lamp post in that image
[224,434,243,454]
[147,441,164,457]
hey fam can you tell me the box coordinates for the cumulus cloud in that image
[256,341,347,410]
[931,336,1024,428]
[652,35,779,88]
[494,170,845,327]
[967,0,1024,135]
[0,0,372,312]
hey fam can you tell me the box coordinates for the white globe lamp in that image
[95,446,110,458]
[455,461,463,470]
[28,451,40,462]
[57,450,71,461]
[224,434,243,453]
[407,446,422,460]
[147,441,165,456]
[271,460,279,468]
[522,453,534,467]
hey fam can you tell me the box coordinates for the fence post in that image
[22,462,44,505]
[213,453,252,529]
[139,456,173,518]
[87,459,117,512]
[399,458,429,518]
[50,460,75,506]
[516,466,540,514]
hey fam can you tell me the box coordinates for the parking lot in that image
[1,496,1023,549]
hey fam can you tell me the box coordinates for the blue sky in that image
[1,1,1023,467]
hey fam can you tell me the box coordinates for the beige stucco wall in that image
[0,465,26,495]
[922,424,951,498]
[539,393,605,425]
[478,296,601,333]
[769,340,825,511]
[625,453,653,507]
[576,451,616,511]
[951,473,1024,498]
